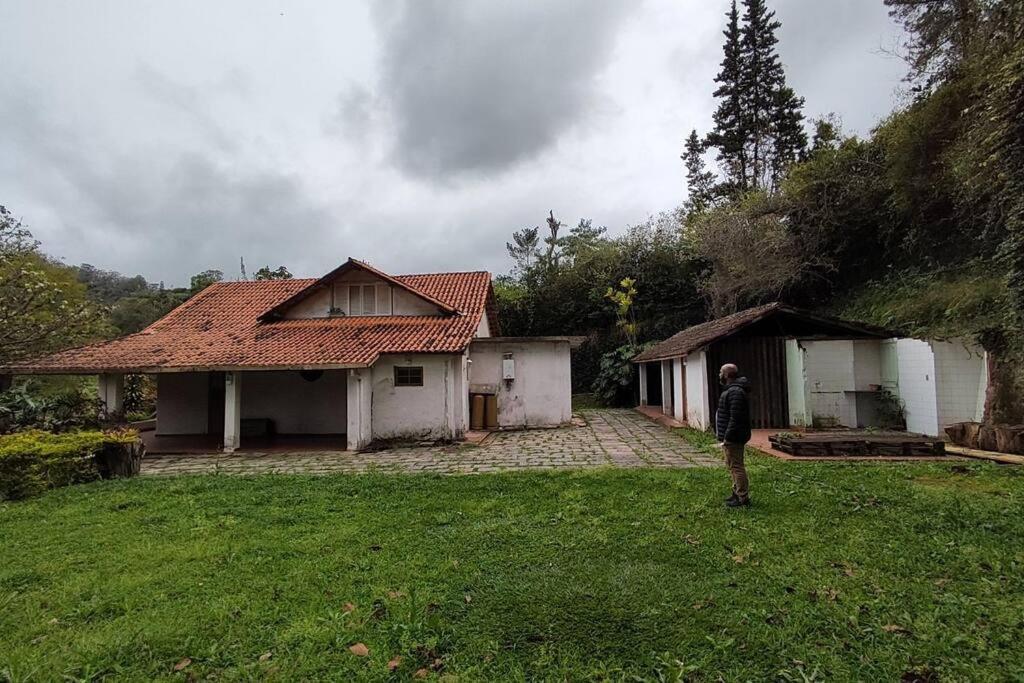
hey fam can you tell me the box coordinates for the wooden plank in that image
[946,445,1024,465]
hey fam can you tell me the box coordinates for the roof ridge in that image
[395,270,490,277]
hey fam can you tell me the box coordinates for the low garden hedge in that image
[0,429,140,501]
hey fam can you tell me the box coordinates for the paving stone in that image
[140,409,712,477]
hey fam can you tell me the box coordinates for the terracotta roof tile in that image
[5,270,494,373]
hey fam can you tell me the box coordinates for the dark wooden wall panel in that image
[706,337,789,429]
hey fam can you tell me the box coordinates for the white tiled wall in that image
[931,339,987,427]
[803,340,857,427]
[895,338,939,436]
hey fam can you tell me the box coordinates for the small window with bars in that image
[394,366,424,387]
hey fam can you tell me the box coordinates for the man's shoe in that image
[725,497,750,508]
[724,493,739,504]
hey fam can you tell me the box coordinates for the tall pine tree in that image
[698,0,806,195]
[682,130,716,217]
[706,0,747,195]
[769,84,808,185]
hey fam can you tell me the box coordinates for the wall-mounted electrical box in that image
[502,353,515,380]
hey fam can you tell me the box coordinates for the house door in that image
[646,362,662,406]
[707,337,789,428]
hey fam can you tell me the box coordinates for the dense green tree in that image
[505,226,540,275]
[495,211,705,396]
[109,289,188,335]
[0,207,108,364]
[884,0,991,89]
[254,265,293,281]
[189,269,223,294]
[809,115,841,154]
[74,264,149,304]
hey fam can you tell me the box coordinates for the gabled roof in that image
[3,267,496,374]
[258,258,458,321]
[633,302,899,363]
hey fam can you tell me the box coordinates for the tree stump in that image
[963,422,982,449]
[978,425,1000,452]
[944,422,968,445]
[994,425,1024,455]
[95,440,145,479]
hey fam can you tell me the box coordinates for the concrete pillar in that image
[661,359,673,415]
[98,373,125,419]
[672,358,685,422]
[638,362,648,406]
[347,368,373,450]
[785,339,809,427]
[223,371,242,452]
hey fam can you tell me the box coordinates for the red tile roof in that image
[3,268,497,373]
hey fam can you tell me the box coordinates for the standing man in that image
[715,363,752,507]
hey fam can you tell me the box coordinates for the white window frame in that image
[346,284,377,316]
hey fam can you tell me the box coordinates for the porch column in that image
[661,359,673,415]
[672,358,685,422]
[223,371,242,452]
[98,373,125,419]
[638,362,648,406]
[347,368,372,450]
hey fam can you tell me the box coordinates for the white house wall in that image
[282,270,443,319]
[392,288,441,316]
[468,341,572,427]
[241,370,347,434]
[370,354,460,440]
[156,372,209,434]
[684,349,711,430]
[475,314,491,337]
[895,338,939,436]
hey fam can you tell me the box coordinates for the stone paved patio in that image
[140,409,719,476]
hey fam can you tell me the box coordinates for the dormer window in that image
[348,284,377,316]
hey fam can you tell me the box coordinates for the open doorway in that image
[646,362,663,407]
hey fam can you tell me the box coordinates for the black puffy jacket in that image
[715,377,752,444]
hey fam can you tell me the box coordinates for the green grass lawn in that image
[3,446,1024,681]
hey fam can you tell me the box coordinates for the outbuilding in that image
[632,303,988,437]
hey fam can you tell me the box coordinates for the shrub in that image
[592,343,649,407]
[0,429,138,501]
[0,381,102,434]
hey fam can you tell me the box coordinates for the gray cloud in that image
[0,92,337,284]
[0,1,907,288]
[369,0,632,179]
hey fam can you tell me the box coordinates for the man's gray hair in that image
[719,363,739,379]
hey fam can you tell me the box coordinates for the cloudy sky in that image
[0,0,907,286]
